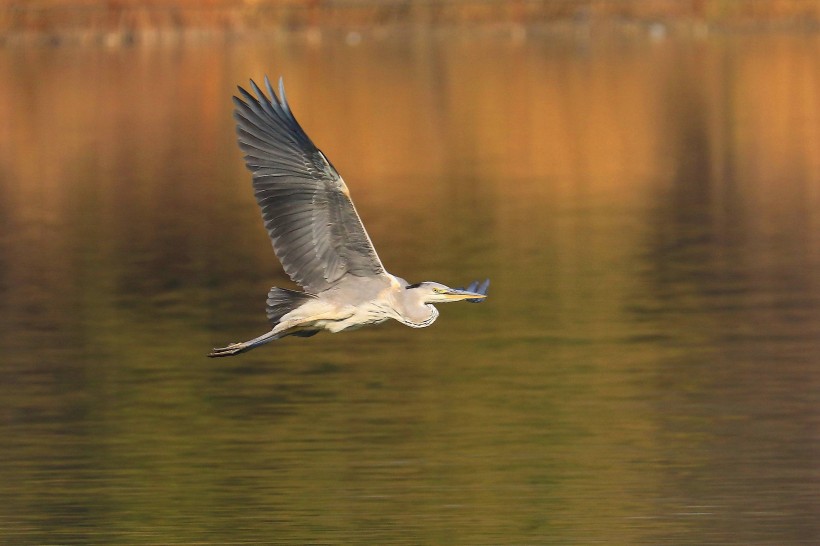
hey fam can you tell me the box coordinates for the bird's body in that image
[208,77,488,357]
[275,275,437,334]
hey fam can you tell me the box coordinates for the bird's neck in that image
[395,296,439,329]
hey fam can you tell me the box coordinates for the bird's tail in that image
[266,287,316,325]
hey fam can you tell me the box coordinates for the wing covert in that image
[233,76,386,293]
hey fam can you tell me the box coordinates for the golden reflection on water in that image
[0,30,818,544]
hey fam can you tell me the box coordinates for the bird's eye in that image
[433,287,446,294]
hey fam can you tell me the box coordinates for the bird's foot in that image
[207,342,247,358]
[207,329,280,357]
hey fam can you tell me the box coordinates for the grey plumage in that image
[233,77,383,292]
[209,77,488,357]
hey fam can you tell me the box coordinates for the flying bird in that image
[208,77,489,357]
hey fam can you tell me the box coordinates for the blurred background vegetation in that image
[2,0,820,45]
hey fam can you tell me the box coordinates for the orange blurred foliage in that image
[1,0,819,45]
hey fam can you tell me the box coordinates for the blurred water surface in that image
[0,29,818,544]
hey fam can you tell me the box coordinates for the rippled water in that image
[1,28,818,544]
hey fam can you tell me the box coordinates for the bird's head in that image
[405,280,489,304]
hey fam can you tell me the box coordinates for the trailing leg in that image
[207,329,282,358]
[208,287,320,358]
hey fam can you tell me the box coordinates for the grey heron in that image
[208,77,489,357]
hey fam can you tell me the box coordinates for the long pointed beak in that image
[446,279,490,303]
[444,288,487,301]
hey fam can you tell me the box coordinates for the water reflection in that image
[633,39,820,543]
[0,30,818,544]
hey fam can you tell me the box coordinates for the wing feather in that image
[233,76,386,292]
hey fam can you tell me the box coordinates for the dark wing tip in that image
[467,278,490,303]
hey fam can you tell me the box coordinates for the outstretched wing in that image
[233,76,386,293]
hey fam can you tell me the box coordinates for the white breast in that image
[398,305,439,329]
[325,301,395,333]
